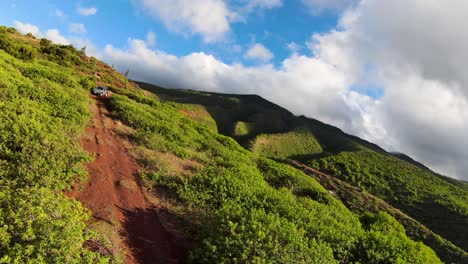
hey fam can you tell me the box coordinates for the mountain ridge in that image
[134,80,468,262]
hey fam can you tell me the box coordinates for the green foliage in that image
[79,76,94,90]
[0,50,90,190]
[0,32,36,60]
[309,148,468,251]
[251,128,322,158]
[0,25,449,263]
[0,187,107,263]
[351,212,441,264]
[191,207,337,264]
[135,81,293,140]
[109,88,442,263]
[0,29,108,261]
[176,103,218,132]
[39,43,83,66]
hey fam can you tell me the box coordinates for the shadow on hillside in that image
[119,206,188,264]
[135,81,295,139]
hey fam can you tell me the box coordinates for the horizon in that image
[1,0,467,181]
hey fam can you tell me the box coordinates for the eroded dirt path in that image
[70,96,186,264]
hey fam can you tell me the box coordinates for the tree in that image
[124,68,130,88]
[79,45,87,57]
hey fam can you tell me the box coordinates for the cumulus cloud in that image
[69,23,86,34]
[14,20,41,36]
[13,1,468,180]
[78,6,97,16]
[101,37,364,137]
[44,29,70,45]
[244,43,274,62]
[14,20,84,47]
[102,1,468,180]
[136,0,283,42]
[330,0,468,180]
[13,20,99,58]
[138,0,231,43]
[14,21,70,45]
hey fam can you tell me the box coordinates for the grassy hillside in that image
[137,82,468,263]
[0,26,464,263]
[250,128,322,158]
[285,160,467,264]
[308,147,468,252]
[108,86,441,263]
[0,26,149,262]
[0,26,109,262]
[135,81,295,143]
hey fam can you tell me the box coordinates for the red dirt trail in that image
[70,96,187,264]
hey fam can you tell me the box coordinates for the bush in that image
[0,187,108,263]
[108,87,443,263]
[351,212,441,264]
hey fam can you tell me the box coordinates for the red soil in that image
[70,96,187,264]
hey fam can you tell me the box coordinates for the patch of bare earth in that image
[68,95,188,264]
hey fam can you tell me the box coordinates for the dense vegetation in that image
[108,87,441,263]
[0,27,113,262]
[1,25,465,263]
[139,82,468,263]
[308,147,468,252]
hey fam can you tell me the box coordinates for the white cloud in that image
[244,43,274,62]
[101,37,362,136]
[101,1,468,180]
[315,0,468,180]
[13,21,98,57]
[137,0,283,42]
[146,31,156,47]
[69,23,86,34]
[139,0,230,43]
[13,1,468,181]
[78,6,97,16]
[14,20,41,36]
[45,29,70,45]
[14,21,70,46]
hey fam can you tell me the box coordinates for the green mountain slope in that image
[136,81,468,263]
[0,26,109,263]
[0,26,465,263]
[108,87,441,263]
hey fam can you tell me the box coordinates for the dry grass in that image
[130,146,203,177]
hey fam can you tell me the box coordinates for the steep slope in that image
[70,96,187,263]
[105,86,441,263]
[136,81,468,263]
[0,26,108,262]
[0,27,185,263]
[0,26,463,263]
[284,160,467,264]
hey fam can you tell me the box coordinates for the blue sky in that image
[0,0,340,66]
[1,0,468,180]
